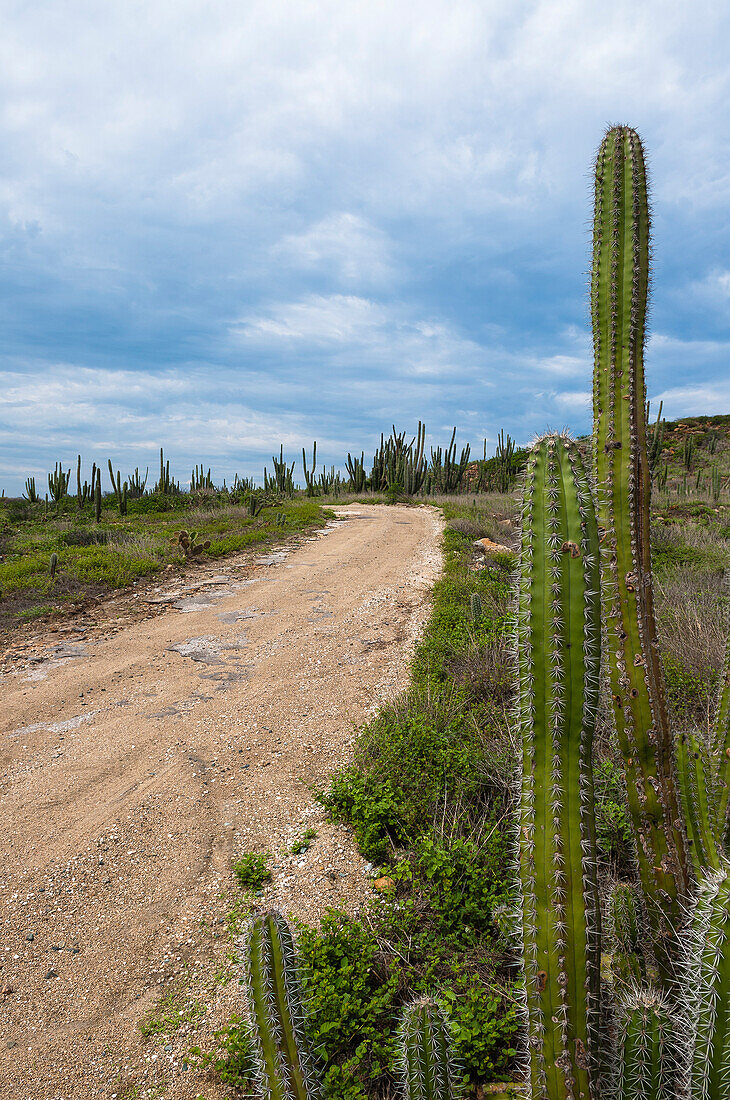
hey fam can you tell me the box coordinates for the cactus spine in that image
[517,433,601,1100]
[236,911,322,1100]
[616,988,674,1100]
[591,125,690,973]
[397,997,461,1100]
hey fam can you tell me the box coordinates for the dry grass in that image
[655,567,728,717]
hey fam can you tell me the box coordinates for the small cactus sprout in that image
[236,911,322,1100]
[616,986,674,1100]
[516,432,602,1100]
[469,592,482,624]
[397,996,462,1100]
[681,863,730,1100]
[49,552,59,579]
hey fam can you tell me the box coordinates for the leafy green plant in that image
[232,852,272,892]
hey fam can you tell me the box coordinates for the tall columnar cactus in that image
[516,432,602,1100]
[94,467,102,524]
[591,125,690,975]
[236,911,322,1100]
[616,987,674,1100]
[396,997,461,1100]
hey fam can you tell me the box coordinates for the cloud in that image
[1,1,730,491]
[274,213,396,287]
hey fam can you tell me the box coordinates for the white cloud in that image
[233,293,494,380]
[274,213,396,286]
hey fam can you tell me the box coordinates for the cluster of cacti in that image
[191,464,213,491]
[513,124,730,1100]
[493,430,518,494]
[23,476,39,503]
[48,462,71,504]
[346,451,367,492]
[370,423,428,495]
[265,445,295,497]
[173,529,211,557]
[155,448,179,494]
[76,457,97,509]
[427,427,470,494]
[107,460,128,516]
[128,466,148,498]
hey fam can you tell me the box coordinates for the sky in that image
[2,0,730,494]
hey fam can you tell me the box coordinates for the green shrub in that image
[232,852,271,892]
[594,757,633,871]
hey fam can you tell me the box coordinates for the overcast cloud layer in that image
[2,0,730,493]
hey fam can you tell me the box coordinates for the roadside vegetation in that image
[0,494,328,632]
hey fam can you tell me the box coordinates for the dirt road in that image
[0,504,442,1099]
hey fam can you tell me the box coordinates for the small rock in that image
[373,876,396,893]
[45,969,59,980]
[26,933,34,942]
[1,984,14,996]
[473,537,512,555]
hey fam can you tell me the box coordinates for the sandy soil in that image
[0,504,443,1099]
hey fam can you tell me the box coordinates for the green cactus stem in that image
[711,581,730,845]
[94,468,101,524]
[682,863,730,1100]
[591,125,690,975]
[49,552,59,580]
[397,996,461,1100]
[469,592,482,625]
[676,731,721,879]
[616,987,673,1100]
[517,432,602,1100]
[607,881,645,989]
[236,910,322,1100]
